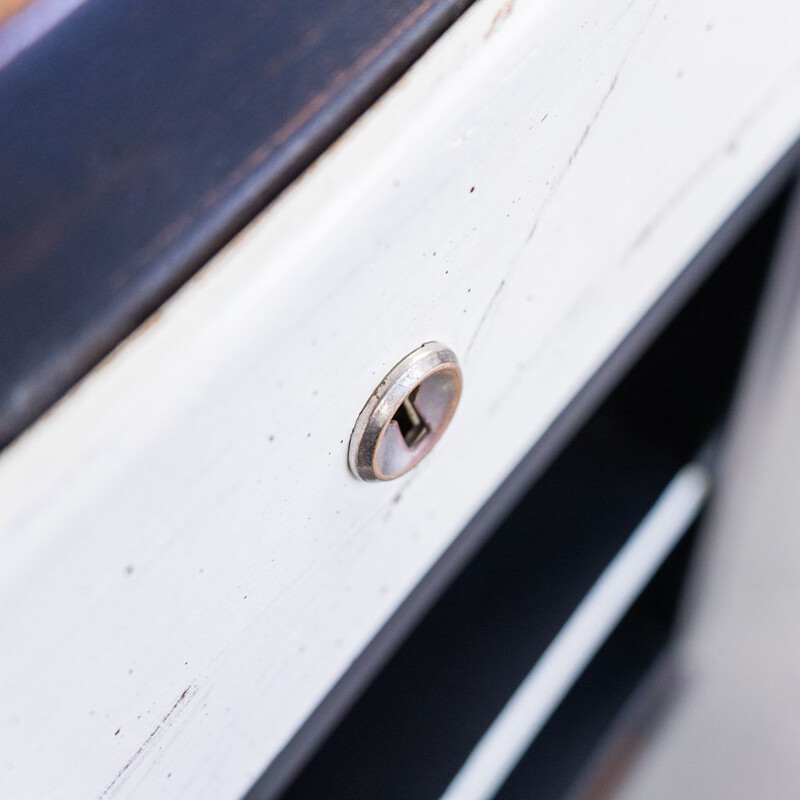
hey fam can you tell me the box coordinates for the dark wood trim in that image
[0,0,473,448]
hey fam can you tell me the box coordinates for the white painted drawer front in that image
[1,1,799,798]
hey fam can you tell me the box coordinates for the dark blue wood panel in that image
[0,0,471,446]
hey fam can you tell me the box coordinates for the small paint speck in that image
[114,729,120,736]
[307,433,311,438]
[469,186,475,193]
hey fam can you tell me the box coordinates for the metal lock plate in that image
[348,342,462,481]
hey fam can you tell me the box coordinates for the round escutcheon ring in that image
[348,342,462,482]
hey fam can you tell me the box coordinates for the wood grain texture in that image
[1,0,800,799]
[0,0,471,448]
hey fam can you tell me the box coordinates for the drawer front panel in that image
[1,1,800,798]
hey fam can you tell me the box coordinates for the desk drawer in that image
[1,1,799,798]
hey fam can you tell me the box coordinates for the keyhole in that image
[393,387,429,449]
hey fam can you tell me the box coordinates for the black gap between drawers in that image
[494,522,699,800]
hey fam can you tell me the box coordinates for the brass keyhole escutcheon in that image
[348,342,462,482]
